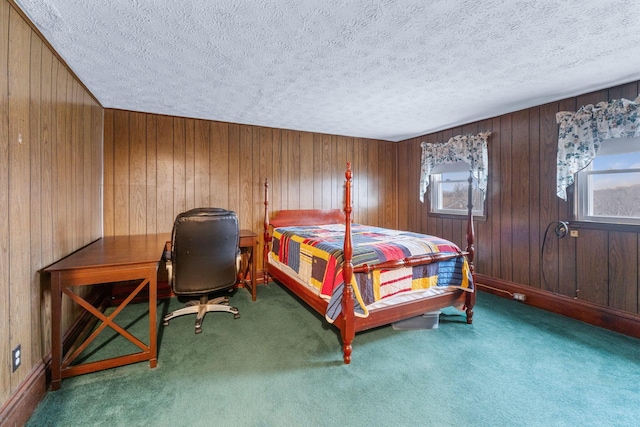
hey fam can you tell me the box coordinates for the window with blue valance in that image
[419,132,490,203]
[556,96,640,200]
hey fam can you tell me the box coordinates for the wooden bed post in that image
[465,170,476,324]
[341,163,355,364]
[261,164,475,364]
[263,178,271,285]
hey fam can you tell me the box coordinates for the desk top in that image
[239,229,258,241]
[45,233,171,272]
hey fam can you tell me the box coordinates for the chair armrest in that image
[164,241,173,287]
[163,241,172,261]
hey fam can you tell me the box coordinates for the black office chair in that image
[163,208,241,334]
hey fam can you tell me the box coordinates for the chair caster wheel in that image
[234,313,240,319]
[163,320,169,326]
[195,326,202,334]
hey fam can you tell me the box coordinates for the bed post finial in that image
[465,170,475,324]
[342,162,355,364]
[263,177,271,285]
[465,170,475,267]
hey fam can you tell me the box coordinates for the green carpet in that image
[27,283,640,426]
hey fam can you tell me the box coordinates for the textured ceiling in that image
[14,0,640,142]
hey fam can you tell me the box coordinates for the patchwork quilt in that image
[271,224,473,322]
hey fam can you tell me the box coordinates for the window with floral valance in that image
[419,132,490,203]
[556,96,640,200]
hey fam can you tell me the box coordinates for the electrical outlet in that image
[513,293,527,302]
[12,345,21,372]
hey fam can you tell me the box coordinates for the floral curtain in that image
[419,132,490,203]
[556,95,640,200]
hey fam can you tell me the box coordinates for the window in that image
[575,137,640,225]
[429,163,485,217]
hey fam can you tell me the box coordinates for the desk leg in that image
[251,244,257,301]
[240,244,257,301]
[148,265,158,368]
[51,273,62,391]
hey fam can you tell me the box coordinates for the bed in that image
[262,163,476,364]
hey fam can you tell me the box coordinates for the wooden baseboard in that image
[0,273,266,424]
[17,272,635,426]
[0,287,112,425]
[110,280,174,305]
[476,273,640,340]
[0,362,46,427]
[111,272,269,305]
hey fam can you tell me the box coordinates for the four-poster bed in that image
[263,163,476,364]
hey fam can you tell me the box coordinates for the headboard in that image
[269,209,344,228]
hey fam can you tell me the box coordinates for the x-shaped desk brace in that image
[61,278,151,371]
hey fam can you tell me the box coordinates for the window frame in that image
[574,139,640,226]
[429,169,486,219]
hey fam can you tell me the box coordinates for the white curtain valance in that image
[556,95,640,200]
[419,132,490,203]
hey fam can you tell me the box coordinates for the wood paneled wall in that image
[398,81,640,315]
[0,0,103,407]
[103,110,398,268]
[4,0,639,419]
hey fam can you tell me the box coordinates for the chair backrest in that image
[170,208,239,295]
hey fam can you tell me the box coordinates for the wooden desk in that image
[45,233,169,391]
[239,229,258,301]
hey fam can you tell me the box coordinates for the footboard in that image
[263,162,476,364]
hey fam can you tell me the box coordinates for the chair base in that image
[163,295,240,334]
